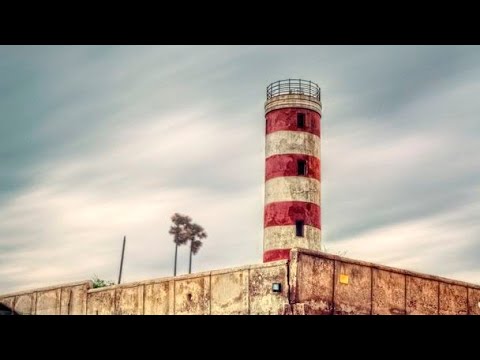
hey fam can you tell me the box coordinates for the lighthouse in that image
[263,79,322,262]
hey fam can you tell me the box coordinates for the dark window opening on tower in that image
[298,160,307,176]
[297,113,305,128]
[296,220,304,237]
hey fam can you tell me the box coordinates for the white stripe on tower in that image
[265,177,321,205]
[264,226,322,251]
[265,131,320,158]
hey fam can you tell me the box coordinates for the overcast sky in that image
[1,45,479,294]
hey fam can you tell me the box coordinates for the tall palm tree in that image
[187,222,207,274]
[169,213,190,276]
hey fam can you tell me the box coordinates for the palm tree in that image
[169,213,190,276]
[186,222,207,274]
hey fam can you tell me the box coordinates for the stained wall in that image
[1,249,479,315]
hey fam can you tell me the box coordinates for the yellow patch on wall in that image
[339,274,349,285]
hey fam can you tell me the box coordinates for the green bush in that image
[92,275,115,288]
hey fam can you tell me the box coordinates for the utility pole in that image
[174,243,178,276]
[118,236,126,285]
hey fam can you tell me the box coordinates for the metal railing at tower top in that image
[266,79,321,101]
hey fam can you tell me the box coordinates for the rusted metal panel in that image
[249,264,288,315]
[35,289,61,315]
[174,276,211,315]
[334,261,371,315]
[468,288,480,315]
[372,269,406,315]
[406,276,438,315]
[87,289,115,315]
[144,281,172,315]
[293,253,334,314]
[439,283,467,315]
[115,285,144,315]
[211,270,249,315]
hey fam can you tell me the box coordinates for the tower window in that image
[297,113,305,128]
[296,220,304,237]
[297,159,307,176]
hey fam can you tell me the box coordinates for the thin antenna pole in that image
[174,243,178,276]
[118,236,126,284]
[188,241,193,274]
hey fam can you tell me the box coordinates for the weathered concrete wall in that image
[406,276,438,315]
[289,253,334,314]
[0,280,91,315]
[1,249,479,315]
[334,261,371,314]
[0,261,288,315]
[144,281,174,315]
[0,296,15,314]
[211,269,249,315]
[249,262,288,315]
[115,285,144,315]
[15,293,37,315]
[439,283,468,315]
[81,262,289,315]
[372,269,405,315]
[35,288,61,315]
[468,288,480,315]
[174,272,211,315]
[87,288,115,315]
[288,249,480,315]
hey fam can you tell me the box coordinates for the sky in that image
[1,45,479,294]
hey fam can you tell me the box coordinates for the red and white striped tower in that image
[263,79,322,262]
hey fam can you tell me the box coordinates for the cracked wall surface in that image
[287,249,480,315]
[1,249,479,315]
[0,261,289,315]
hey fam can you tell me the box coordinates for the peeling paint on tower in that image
[263,80,322,263]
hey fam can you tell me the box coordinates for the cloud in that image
[1,45,479,294]
[327,201,480,284]
[0,103,264,292]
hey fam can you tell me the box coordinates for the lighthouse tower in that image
[263,79,322,262]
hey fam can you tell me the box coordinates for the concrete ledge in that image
[0,280,93,299]
[265,94,322,114]
[86,260,290,294]
[290,248,480,290]
[5,249,476,315]
[210,260,287,275]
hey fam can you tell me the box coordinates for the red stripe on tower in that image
[263,249,292,263]
[265,154,320,181]
[263,79,322,262]
[266,108,321,136]
[264,201,321,229]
